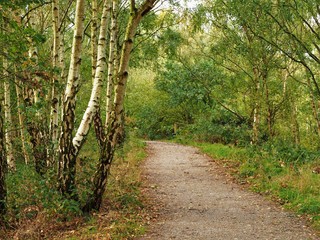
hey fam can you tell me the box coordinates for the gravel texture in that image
[137,141,319,240]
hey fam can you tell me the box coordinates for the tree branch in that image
[21,1,52,21]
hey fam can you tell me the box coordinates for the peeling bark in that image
[58,0,85,197]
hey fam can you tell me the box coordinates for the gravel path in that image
[137,141,319,240]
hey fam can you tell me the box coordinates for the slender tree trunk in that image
[3,56,15,171]
[15,69,32,164]
[73,0,111,152]
[306,76,320,136]
[292,103,300,146]
[252,67,260,144]
[50,0,61,165]
[91,0,98,80]
[263,70,274,138]
[282,70,288,96]
[58,0,85,198]
[27,18,48,174]
[59,34,67,125]
[28,30,41,106]
[242,25,262,144]
[59,31,67,86]
[106,0,118,125]
[83,0,158,212]
[0,103,6,222]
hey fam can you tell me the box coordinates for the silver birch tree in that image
[0,102,6,222]
[83,0,159,212]
[3,44,15,170]
[73,0,111,151]
[58,0,86,197]
[15,69,32,164]
[91,0,98,80]
[50,0,61,164]
[106,0,119,125]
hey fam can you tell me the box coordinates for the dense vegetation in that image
[0,0,160,237]
[0,0,319,238]
[125,0,320,231]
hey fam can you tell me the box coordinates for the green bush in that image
[188,111,251,145]
[6,162,82,222]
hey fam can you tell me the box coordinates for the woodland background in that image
[0,0,319,238]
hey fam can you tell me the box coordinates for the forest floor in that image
[136,141,319,240]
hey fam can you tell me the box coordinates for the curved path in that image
[137,141,319,240]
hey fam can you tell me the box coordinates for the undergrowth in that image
[174,137,320,233]
[0,135,148,240]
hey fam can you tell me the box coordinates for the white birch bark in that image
[3,59,15,171]
[59,31,67,87]
[91,0,98,80]
[252,69,260,144]
[58,0,85,196]
[28,16,41,106]
[63,1,85,106]
[15,71,32,164]
[1,17,15,170]
[59,34,67,123]
[73,0,111,150]
[0,102,6,218]
[106,0,118,126]
[50,0,61,164]
[83,0,159,212]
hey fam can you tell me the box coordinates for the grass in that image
[0,135,149,240]
[3,134,319,238]
[60,136,149,240]
[173,137,320,233]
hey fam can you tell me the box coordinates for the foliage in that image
[1,135,148,239]
[126,69,181,139]
[187,110,251,145]
[1,0,320,236]
[6,163,82,222]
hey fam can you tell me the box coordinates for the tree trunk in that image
[91,0,98,81]
[252,67,260,144]
[15,69,32,164]
[106,0,118,125]
[0,97,7,223]
[49,0,61,165]
[73,0,111,152]
[83,0,158,212]
[292,103,300,146]
[58,0,85,198]
[263,69,274,139]
[27,16,48,175]
[3,56,15,171]
[306,76,320,136]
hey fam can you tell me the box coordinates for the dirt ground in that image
[136,141,319,240]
